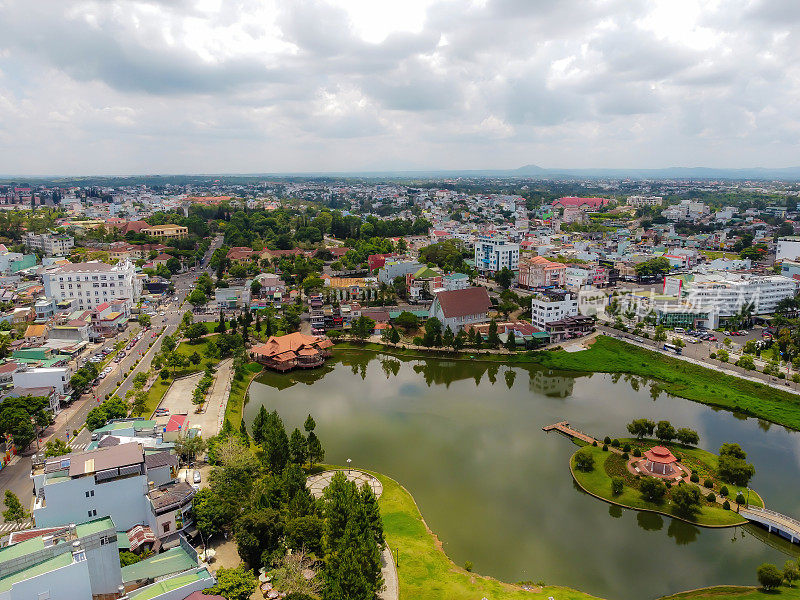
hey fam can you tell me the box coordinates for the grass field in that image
[376,472,603,600]
[225,362,262,428]
[570,446,747,527]
[660,586,800,600]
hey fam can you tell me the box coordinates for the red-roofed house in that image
[518,256,566,289]
[227,246,256,262]
[163,414,188,442]
[429,286,491,332]
[250,332,333,372]
[551,197,611,210]
[152,253,173,267]
[368,253,398,272]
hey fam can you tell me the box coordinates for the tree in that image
[626,418,656,440]
[639,478,667,503]
[487,319,501,349]
[671,484,702,517]
[286,515,324,555]
[756,563,784,590]
[192,488,227,539]
[422,317,442,347]
[3,490,29,524]
[574,448,595,472]
[289,428,308,466]
[388,327,400,344]
[216,310,227,333]
[174,434,206,463]
[784,560,799,586]
[394,311,419,333]
[655,420,676,444]
[307,431,324,470]
[304,414,316,433]
[675,427,699,446]
[263,410,290,474]
[234,508,283,567]
[494,267,514,289]
[44,438,70,457]
[351,316,376,341]
[205,565,257,600]
[718,443,756,486]
[86,406,108,431]
[611,477,624,496]
[186,322,208,343]
[505,328,517,351]
[442,325,455,348]
[137,313,151,327]
[654,326,667,342]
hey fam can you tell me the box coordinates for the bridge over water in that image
[740,507,800,545]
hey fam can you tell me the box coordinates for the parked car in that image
[193,470,201,484]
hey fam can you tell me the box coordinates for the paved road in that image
[0,236,224,513]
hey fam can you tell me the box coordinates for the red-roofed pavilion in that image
[643,446,678,476]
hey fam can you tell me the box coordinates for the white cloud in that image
[0,0,798,174]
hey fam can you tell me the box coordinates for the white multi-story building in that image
[24,232,74,256]
[12,367,72,396]
[530,290,579,329]
[777,237,800,262]
[626,195,663,207]
[41,260,141,311]
[686,273,799,317]
[473,237,519,274]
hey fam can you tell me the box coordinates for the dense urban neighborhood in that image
[0,174,799,599]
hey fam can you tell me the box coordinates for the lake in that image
[245,349,800,600]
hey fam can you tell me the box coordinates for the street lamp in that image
[746,487,750,508]
[346,458,352,474]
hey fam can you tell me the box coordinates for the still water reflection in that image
[245,350,800,600]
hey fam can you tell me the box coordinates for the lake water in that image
[245,350,800,600]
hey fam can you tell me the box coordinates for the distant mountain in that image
[505,165,800,181]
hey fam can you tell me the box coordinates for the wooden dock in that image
[542,421,597,444]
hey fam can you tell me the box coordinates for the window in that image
[87,509,96,517]
[84,490,94,498]
[162,522,171,533]
[99,535,111,545]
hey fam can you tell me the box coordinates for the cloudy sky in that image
[0,0,798,175]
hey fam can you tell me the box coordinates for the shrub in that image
[72,429,78,437]
[592,440,597,447]
[778,372,786,379]
[602,444,609,451]
[464,561,473,572]
[706,492,716,502]
[611,439,620,448]
[603,436,611,445]
[574,449,595,472]
[709,352,717,359]
[722,500,730,510]
[690,473,699,483]
[720,485,729,497]
[704,479,713,489]
[736,492,746,505]
[632,448,642,458]
[623,443,631,453]
[621,452,629,460]
[691,469,698,475]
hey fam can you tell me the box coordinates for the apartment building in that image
[141,224,188,240]
[41,260,141,311]
[777,237,800,262]
[686,273,799,318]
[24,232,75,256]
[473,237,520,274]
[530,290,579,329]
[626,195,663,207]
[518,256,566,289]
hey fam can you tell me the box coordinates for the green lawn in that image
[570,446,747,527]
[376,472,603,600]
[660,586,800,600]
[225,362,262,428]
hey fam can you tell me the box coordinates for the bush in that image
[704,479,713,489]
[603,436,611,445]
[722,500,730,510]
[602,444,609,451]
[574,449,595,472]
[736,492,746,505]
[632,448,642,458]
[611,439,620,448]
[690,473,699,483]
[706,492,716,502]
[592,440,597,447]
[72,429,78,437]
[720,485,729,497]
[464,561,473,572]
[622,443,631,453]
[621,452,629,460]
[709,352,717,359]
[778,372,786,379]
